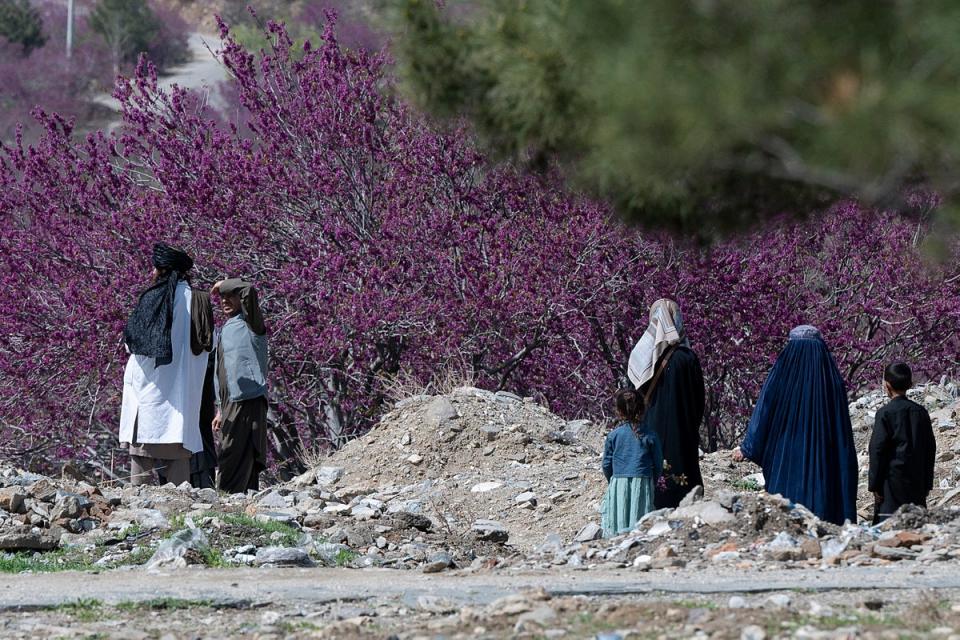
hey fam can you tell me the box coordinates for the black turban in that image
[152,243,193,273]
[124,243,194,366]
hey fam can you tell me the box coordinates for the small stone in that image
[315,466,344,487]
[260,611,282,625]
[472,519,509,543]
[741,625,766,640]
[258,491,288,509]
[471,481,503,493]
[670,500,735,525]
[728,596,747,609]
[575,523,602,542]
[481,425,502,441]
[416,595,457,614]
[800,538,822,560]
[254,547,314,567]
[677,485,704,507]
[424,397,458,428]
[515,605,558,631]
[196,488,219,504]
[515,491,538,506]
[422,552,454,573]
[350,506,379,520]
[0,487,26,514]
[391,511,433,531]
[765,594,792,609]
[406,454,423,465]
[324,503,351,515]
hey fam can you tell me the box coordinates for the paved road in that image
[3,565,959,611]
[96,32,229,115]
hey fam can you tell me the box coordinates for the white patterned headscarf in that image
[627,298,689,389]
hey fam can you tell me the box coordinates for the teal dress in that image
[601,423,663,537]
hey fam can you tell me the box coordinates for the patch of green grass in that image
[50,598,104,622]
[116,598,213,612]
[112,545,155,568]
[732,478,762,491]
[169,514,186,530]
[334,549,359,567]
[213,512,302,547]
[571,612,620,635]
[120,523,143,538]
[0,549,97,574]
[276,620,321,633]
[201,547,228,568]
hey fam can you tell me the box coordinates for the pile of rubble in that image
[2,381,959,576]
[531,486,960,571]
[0,468,120,551]
[298,386,608,552]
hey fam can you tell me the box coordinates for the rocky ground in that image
[1,381,959,637]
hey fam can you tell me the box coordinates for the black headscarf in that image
[123,243,194,366]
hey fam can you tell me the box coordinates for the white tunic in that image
[119,282,207,453]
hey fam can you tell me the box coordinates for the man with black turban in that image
[119,243,214,486]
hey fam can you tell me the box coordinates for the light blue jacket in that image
[602,422,663,481]
[214,314,268,403]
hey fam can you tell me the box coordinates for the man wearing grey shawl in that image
[212,278,269,494]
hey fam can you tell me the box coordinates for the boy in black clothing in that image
[868,363,936,524]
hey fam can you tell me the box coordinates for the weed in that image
[213,512,302,547]
[0,550,97,574]
[116,598,213,612]
[201,547,228,568]
[732,478,762,491]
[169,514,186,530]
[334,549,359,566]
[51,598,104,622]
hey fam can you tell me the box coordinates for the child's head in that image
[615,388,646,424]
[883,362,913,395]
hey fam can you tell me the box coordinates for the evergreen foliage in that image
[0,0,46,54]
[388,0,960,234]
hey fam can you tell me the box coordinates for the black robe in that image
[639,346,706,509]
[869,395,936,524]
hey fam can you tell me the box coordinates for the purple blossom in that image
[0,17,957,472]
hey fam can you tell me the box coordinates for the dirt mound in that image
[322,387,606,551]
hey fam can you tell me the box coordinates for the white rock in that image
[741,625,766,640]
[323,503,351,515]
[670,501,734,525]
[471,481,503,493]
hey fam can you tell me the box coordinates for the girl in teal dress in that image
[601,389,663,537]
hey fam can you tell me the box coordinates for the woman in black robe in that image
[627,299,706,509]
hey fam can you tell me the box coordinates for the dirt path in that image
[95,32,228,117]
[4,564,960,611]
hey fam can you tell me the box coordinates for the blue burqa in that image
[740,325,858,525]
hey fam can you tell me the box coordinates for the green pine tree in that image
[0,0,46,55]
[89,0,159,75]
[387,0,960,234]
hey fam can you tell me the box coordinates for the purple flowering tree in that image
[0,17,957,474]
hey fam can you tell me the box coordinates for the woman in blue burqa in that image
[733,325,858,525]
